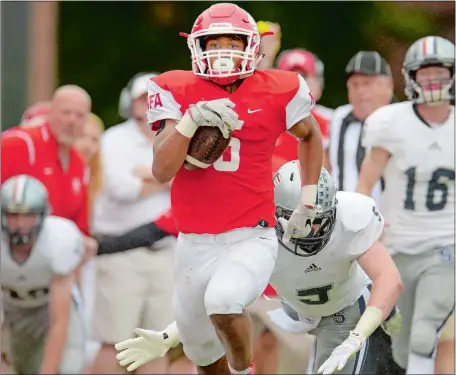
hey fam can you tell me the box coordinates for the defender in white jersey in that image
[357,36,455,374]
[0,175,86,374]
[114,163,403,374]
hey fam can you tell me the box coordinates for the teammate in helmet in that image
[357,36,455,374]
[147,3,323,374]
[115,162,403,374]
[0,175,86,374]
[276,49,333,119]
[273,49,333,171]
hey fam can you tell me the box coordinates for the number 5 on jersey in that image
[297,284,333,305]
[214,137,241,172]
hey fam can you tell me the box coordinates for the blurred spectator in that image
[74,112,105,367]
[74,113,105,221]
[20,101,51,128]
[1,85,98,255]
[90,73,175,374]
[328,51,394,205]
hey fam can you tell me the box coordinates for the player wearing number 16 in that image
[357,36,455,374]
[147,3,323,375]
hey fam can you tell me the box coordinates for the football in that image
[184,126,231,170]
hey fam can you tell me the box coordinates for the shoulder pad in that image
[256,70,301,96]
[151,70,196,92]
[362,102,409,153]
[336,192,378,232]
[45,217,84,275]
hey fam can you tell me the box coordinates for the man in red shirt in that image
[1,85,96,253]
[20,101,52,128]
[144,4,323,375]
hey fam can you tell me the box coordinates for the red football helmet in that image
[20,101,51,127]
[180,3,262,85]
[276,49,325,88]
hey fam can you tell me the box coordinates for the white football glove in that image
[188,98,244,138]
[115,324,180,372]
[279,185,318,244]
[317,331,365,374]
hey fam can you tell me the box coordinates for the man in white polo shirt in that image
[90,73,175,374]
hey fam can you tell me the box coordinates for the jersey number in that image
[213,137,241,172]
[404,167,455,211]
[296,284,333,305]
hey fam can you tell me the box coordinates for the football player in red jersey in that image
[138,3,323,375]
[273,49,333,172]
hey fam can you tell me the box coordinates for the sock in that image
[228,363,252,375]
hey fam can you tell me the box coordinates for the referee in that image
[328,51,394,205]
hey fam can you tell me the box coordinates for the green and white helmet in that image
[403,36,455,104]
[274,161,337,257]
[1,175,50,245]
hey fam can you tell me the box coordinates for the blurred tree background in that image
[56,1,453,127]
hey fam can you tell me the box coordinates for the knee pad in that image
[410,320,438,357]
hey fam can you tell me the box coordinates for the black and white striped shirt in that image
[328,104,382,205]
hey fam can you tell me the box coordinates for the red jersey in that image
[154,208,179,237]
[1,124,89,234]
[263,283,278,298]
[147,70,314,234]
[272,106,332,173]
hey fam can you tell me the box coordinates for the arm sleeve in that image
[96,222,170,255]
[147,77,183,131]
[285,74,315,130]
[1,131,33,183]
[361,107,402,155]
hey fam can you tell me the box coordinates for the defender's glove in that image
[115,323,180,372]
[176,98,243,139]
[381,306,402,337]
[279,185,318,243]
[317,331,365,374]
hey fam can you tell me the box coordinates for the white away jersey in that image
[362,102,455,255]
[1,216,84,308]
[270,191,383,317]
